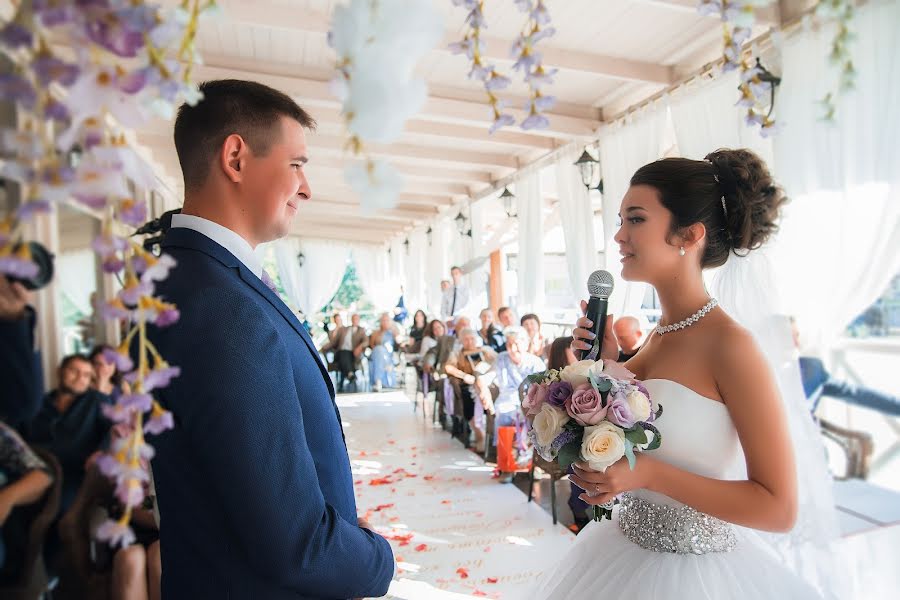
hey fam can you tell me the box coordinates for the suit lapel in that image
[162,228,336,401]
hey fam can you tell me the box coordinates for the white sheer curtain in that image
[599,104,670,317]
[516,171,545,312]
[274,237,350,315]
[58,249,97,315]
[426,217,452,316]
[354,243,402,311]
[669,70,774,164]
[556,148,598,308]
[771,0,900,351]
[401,229,427,312]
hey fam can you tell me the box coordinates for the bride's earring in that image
[679,246,686,256]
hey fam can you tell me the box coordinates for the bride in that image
[533,149,838,599]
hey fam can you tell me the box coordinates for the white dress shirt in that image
[171,214,266,280]
[440,282,470,320]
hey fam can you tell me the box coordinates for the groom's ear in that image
[220,134,248,184]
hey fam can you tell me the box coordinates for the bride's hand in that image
[569,456,657,506]
[571,300,619,362]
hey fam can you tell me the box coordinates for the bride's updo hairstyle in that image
[629,148,787,269]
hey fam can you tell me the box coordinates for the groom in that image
[145,79,394,599]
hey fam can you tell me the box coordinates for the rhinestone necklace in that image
[655,298,718,336]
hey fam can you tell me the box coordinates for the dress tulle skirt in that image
[532,513,822,600]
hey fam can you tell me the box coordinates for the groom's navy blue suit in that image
[146,227,394,599]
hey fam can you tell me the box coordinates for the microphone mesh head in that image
[587,270,614,298]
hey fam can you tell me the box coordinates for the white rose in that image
[581,422,626,472]
[560,360,595,387]
[532,403,570,448]
[625,390,652,423]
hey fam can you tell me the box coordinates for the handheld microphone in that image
[580,270,614,360]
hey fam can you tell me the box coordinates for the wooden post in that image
[489,250,503,318]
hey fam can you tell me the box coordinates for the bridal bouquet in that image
[522,359,662,521]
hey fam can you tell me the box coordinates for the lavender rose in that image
[547,381,574,408]
[565,383,608,426]
[523,383,550,416]
[606,391,636,428]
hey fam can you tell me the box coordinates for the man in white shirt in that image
[440,266,470,326]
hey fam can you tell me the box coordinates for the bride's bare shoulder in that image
[705,312,770,387]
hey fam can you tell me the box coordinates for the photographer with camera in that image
[0,275,42,426]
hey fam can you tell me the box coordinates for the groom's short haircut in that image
[174,79,316,191]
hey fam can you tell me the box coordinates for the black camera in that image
[8,241,55,291]
[134,208,181,255]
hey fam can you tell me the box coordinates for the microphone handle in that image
[579,296,609,361]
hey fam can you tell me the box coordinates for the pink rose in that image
[565,384,608,426]
[523,383,550,416]
[599,359,636,381]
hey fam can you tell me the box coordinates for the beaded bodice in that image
[619,379,742,555]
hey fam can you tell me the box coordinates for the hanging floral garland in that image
[449,0,557,134]
[813,0,856,122]
[0,0,216,547]
[328,0,443,212]
[697,0,780,137]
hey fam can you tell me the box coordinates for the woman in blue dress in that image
[369,312,401,391]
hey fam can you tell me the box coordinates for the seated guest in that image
[320,313,367,392]
[88,345,123,398]
[520,313,546,358]
[419,319,446,371]
[478,309,506,353]
[327,312,344,344]
[369,313,401,392]
[497,306,516,329]
[790,319,900,416]
[546,336,589,531]
[21,354,111,512]
[443,329,497,452]
[407,310,428,349]
[547,336,576,372]
[0,421,54,578]
[451,315,474,342]
[613,316,644,362]
[493,327,545,483]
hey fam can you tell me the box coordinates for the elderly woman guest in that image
[443,328,496,452]
[493,326,546,483]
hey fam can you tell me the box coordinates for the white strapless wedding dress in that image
[532,379,822,600]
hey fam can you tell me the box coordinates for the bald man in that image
[613,316,643,362]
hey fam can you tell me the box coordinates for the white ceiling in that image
[134,0,802,245]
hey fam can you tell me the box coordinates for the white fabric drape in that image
[354,243,403,311]
[669,70,774,165]
[274,237,350,315]
[58,249,97,315]
[771,0,900,351]
[516,171,545,312]
[556,147,599,307]
[400,229,427,312]
[599,104,670,317]
[426,217,452,316]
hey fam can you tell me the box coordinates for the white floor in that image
[338,391,574,600]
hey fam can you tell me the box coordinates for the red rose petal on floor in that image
[483,547,491,553]
[423,475,435,481]
[441,500,452,504]
[389,516,400,522]
[473,591,487,597]
[456,567,469,579]
[486,577,498,584]
[414,544,428,552]
[354,480,362,485]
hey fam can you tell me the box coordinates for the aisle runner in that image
[339,391,575,599]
